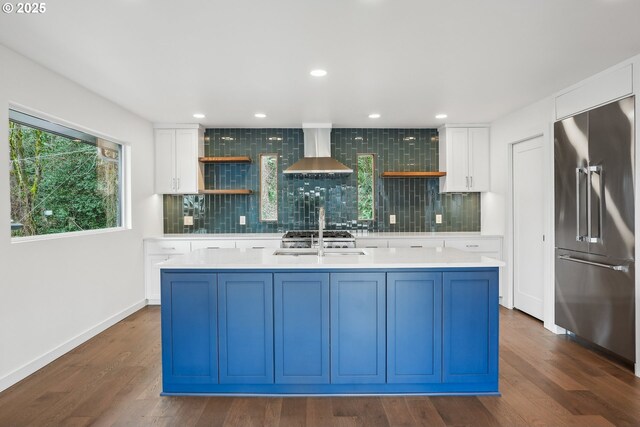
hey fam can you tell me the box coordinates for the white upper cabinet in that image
[439,125,490,192]
[154,125,204,194]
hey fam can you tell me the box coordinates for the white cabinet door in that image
[175,129,199,194]
[191,240,236,250]
[389,239,444,248]
[155,129,176,194]
[235,239,281,249]
[146,254,170,304]
[445,128,470,192]
[468,127,490,192]
[356,239,388,248]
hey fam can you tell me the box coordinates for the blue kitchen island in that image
[159,247,503,396]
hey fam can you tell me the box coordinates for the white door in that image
[154,129,176,194]
[512,136,545,319]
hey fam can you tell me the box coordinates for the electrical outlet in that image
[390,214,396,225]
[239,215,246,225]
[435,214,442,224]
[183,215,194,226]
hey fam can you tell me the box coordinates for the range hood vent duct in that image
[284,123,353,174]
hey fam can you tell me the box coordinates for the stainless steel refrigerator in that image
[555,96,635,363]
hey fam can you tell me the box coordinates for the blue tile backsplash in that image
[163,128,480,233]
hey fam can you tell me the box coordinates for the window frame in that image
[8,104,130,242]
[357,153,375,221]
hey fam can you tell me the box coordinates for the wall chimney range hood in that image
[284,123,353,174]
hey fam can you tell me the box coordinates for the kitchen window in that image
[9,109,124,238]
[260,153,278,222]
[357,154,374,221]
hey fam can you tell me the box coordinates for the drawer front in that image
[235,239,281,249]
[445,239,501,253]
[146,240,191,255]
[356,239,388,248]
[191,240,236,250]
[390,239,444,248]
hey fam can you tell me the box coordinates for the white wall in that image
[0,44,162,392]
[483,96,555,331]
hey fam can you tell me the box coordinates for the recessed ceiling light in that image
[435,114,448,119]
[193,113,205,119]
[310,69,328,77]
[254,113,267,118]
[368,113,381,119]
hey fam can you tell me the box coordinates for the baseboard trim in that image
[0,299,147,393]
[147,298,161,305]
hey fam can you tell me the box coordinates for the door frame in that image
[506,127,562,332]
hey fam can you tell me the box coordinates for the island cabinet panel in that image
[387,272,442,383]
[443,271,499,384]
[161,272,218,386]
[274,273,330,384]
[330,273,386,384]
[218,273,274,384]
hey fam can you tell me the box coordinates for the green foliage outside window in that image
[260,154,278,222]
[357,154,374,220]
[9,114,122,237]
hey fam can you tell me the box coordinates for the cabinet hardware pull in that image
[410,245,422,248]
[466,244,479,248]
[470,176,473,188]
[465,176,469,188]
[207,246,220,249]
[252,246,265,249]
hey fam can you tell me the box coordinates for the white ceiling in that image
[1,0,640,128]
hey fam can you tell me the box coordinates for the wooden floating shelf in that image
[199,156,252,163]
[381,171,446,178]
[200,189,253,195]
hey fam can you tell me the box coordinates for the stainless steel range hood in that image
[284,123,353,174]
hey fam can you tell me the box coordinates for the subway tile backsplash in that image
[163,128,480,233]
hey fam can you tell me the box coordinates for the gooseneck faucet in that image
[318,207,325,257]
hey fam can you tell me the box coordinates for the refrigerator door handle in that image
[576,167,586,242]
[587,165,603,243]
[558,254,628,272]
[586,166,592,242]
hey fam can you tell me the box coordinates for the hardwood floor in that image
[1,307,639,427]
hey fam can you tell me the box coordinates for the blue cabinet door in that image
[387,272,442,383]
[161,272,218,386]
[330,272,386,384]
[443,270,499,384]
[218,273,274,384]
[274,273,330,384]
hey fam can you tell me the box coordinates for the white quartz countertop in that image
[147,232,502,241]
[159,247,505,270]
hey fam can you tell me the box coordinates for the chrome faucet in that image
[318,207,325,257]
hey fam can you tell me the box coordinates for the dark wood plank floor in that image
[1,307,639,427]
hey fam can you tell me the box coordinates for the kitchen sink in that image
[273,249,367,256]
